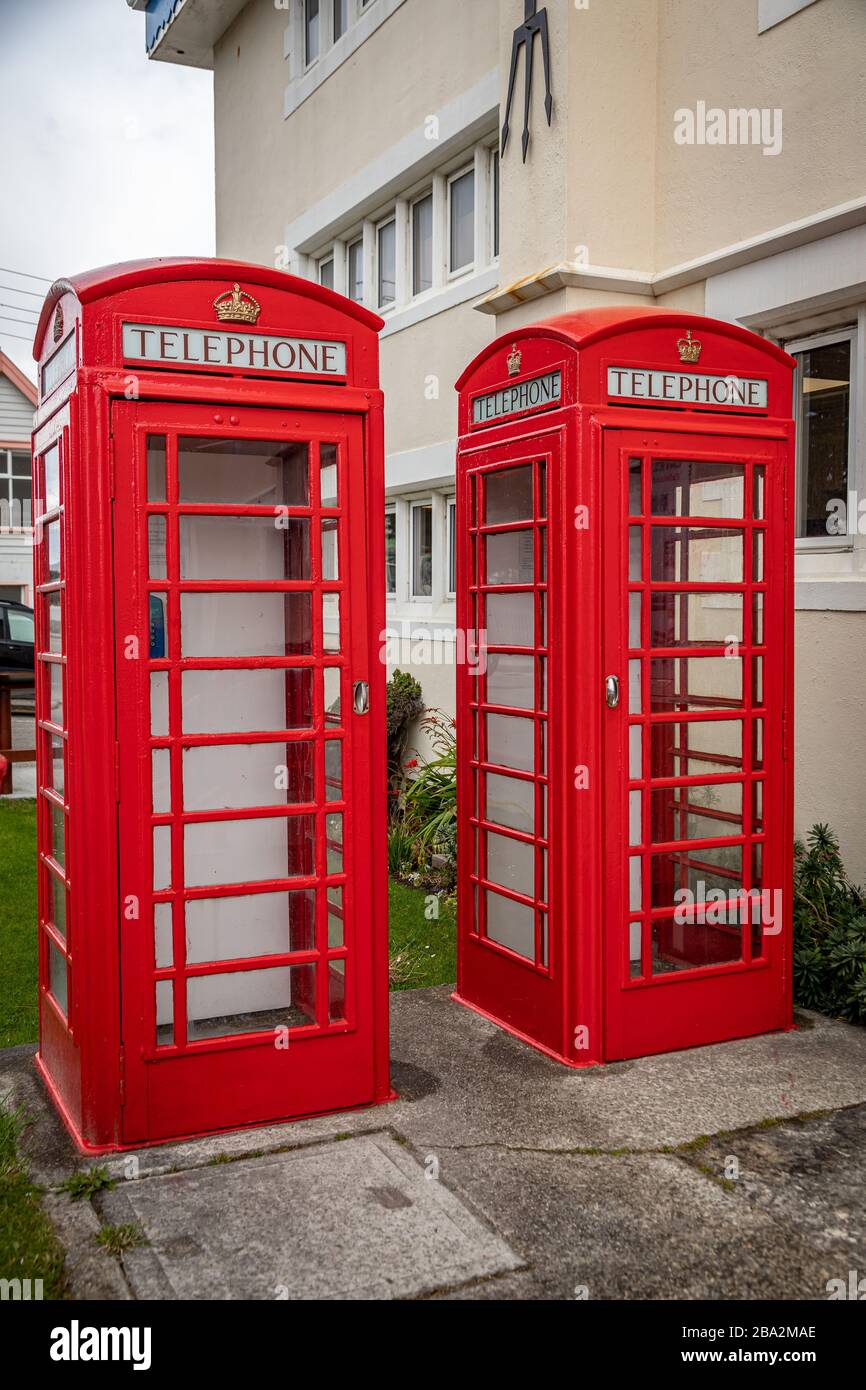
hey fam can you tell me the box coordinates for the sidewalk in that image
[4,988,866,1300]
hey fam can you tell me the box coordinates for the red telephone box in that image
[454,307,795,1066]
[31,258,391,1150]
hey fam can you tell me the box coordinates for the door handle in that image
[605,675,620,709]
[353,680,370,715]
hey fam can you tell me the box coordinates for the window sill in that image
[284,0,409,119]
[379,267,499,339]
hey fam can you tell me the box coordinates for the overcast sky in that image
[0,0,214,381]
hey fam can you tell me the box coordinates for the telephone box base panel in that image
[35,1053,396,1156]
[451,993,598,1070]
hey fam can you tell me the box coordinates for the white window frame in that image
[410,188,435,302]
[409,498,434,601]
[317,253,335,289]
[787,324,858,550]
[446,496,457,598]
[384,505,397,597]
[490,147,500,263]
[376,213,398,311]
[447,163,476,280]
[0,447,32,532]
[304,0,321,69]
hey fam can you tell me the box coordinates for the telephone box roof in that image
[33,257,384,360]
[455,305,795,389]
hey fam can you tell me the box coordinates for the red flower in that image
[405,759,418,769]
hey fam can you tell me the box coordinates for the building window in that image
[385,510,397,595]
[333,0,349,42]
[377,217,397,308]
[448,167,475,275]
[412,192,434,297]
[318,256,334,290]
[447,497,457,596]
[789,329,855,539]
[347,239,364,303]
[305,0,320,66]
[758,0,819,34]
[0,449,32,529]
[411,501,433,597]
[492,151,500,260]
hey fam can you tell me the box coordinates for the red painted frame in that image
[31,259,390,1151]
[455,307,796,1068]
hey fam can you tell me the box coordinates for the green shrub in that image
[793,823,866,1025]
[386,669,424,816]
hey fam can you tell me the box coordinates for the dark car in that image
[0,599,35,673]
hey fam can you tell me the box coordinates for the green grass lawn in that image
[387,879,456,990]
[0,799,38,1048]
[0,1103,68,1299]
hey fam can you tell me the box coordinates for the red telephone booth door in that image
[113,402,376,1143]
[456,431,564,1059]
[601,426,790,1061]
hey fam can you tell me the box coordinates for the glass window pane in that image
[328,885,344,947]
[485,889,534,959]
[324,668,342,726]
[795,338,851,538]
[45,592,61,654]
[188,964,317,1040]
[156,980,174,1046]
[48,869,67,941]
[412,193,433,295]
[44,444,60,513]
[651,782,744,845]
[305,0,320,64]
[153,825,171,891]
[334,0,348,41]
[448,503,456,594]
[323,593,341,652]
[449,169,475,272]
[180,516,310,581]
[48,940,68,1015]
[652,916,742,974]
[385,512,397,594]
[348,240,364,304]
[486,652,534,709]
[651,592,744,648]
[46,521,61,583]
[147,436,166,501]
[148,515,167,579]
[321,518,339,582]
[651,460,745,518]
[325,739,343,801]
[186,889,316,963]
[182,668,313,734]
[492,151,500,257]
[651,844,744,910]
[49,800,65,868]
[486,529,534,585]
[486,830,534,896]
[650,657,744,712]
[185,815,315,887]
[486,592,534,648]
[150,670,169,736]
[651,527,744,583]
[178,439,309,507]
[651,718,743,779]
[319,258,334,290]
[48,661,64,728]
[485,772,534,833]
[152,748,171,814]
[629,459,642,514]
[412,504,432,596]
[378,219,396,306]
[320,443,338,508]
[47,734,65,799]
[181,592,312,658]
[154,903,173,969]
[183,741,314,812]
[326,812,343,875]
[328,960,346,1024]
[486,712,534,772]
[485,466,533,525]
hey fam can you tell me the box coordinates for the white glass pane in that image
[487,773,534,832]
[486,529,534,585]
[486,713,534,772]
[486,592,534,648]
[153,825,172,891]
[154,902,173,969]
[323,593,341,652]
[183,741,314,811]
[412,505,432,596]
[180,516,310,581]
[629,856,642,910]
[150,671,169,737]
[185,816,315,887]
[486,652,534,709]
[486,466,533,525]
[348,241,363,303]
[186,889,316,963]
[181,592,312,658]
[486,830,534,896]
[188,964,316,1040]
[156,980,173,1045]
[485,890,534,959]
[412,193,433,295]
[178,438,308,507]
[378,220,396,305]
[183,668,313,735]
[152,748,171,814]
[49,662,64,728]
[49,941,68,1014]
[324,668,342,726]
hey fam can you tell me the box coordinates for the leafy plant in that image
[402,711,457,866]
[60,1165,117,1202]
[793,823,866,1025]
[386,670,424,816]
[94,1222,148,1256]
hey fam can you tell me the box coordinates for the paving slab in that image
[97,1133,522,1301]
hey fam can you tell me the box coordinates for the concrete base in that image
[4,991,866,1300]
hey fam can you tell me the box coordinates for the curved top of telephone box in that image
[32,257,384,403]
[456,305,796,437]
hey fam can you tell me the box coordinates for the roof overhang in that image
[130,0,247,69]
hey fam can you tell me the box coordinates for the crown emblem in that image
[677,328,702,364]
[52,305,64,343]
[213,283,261,325]
[507,343,522,377]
